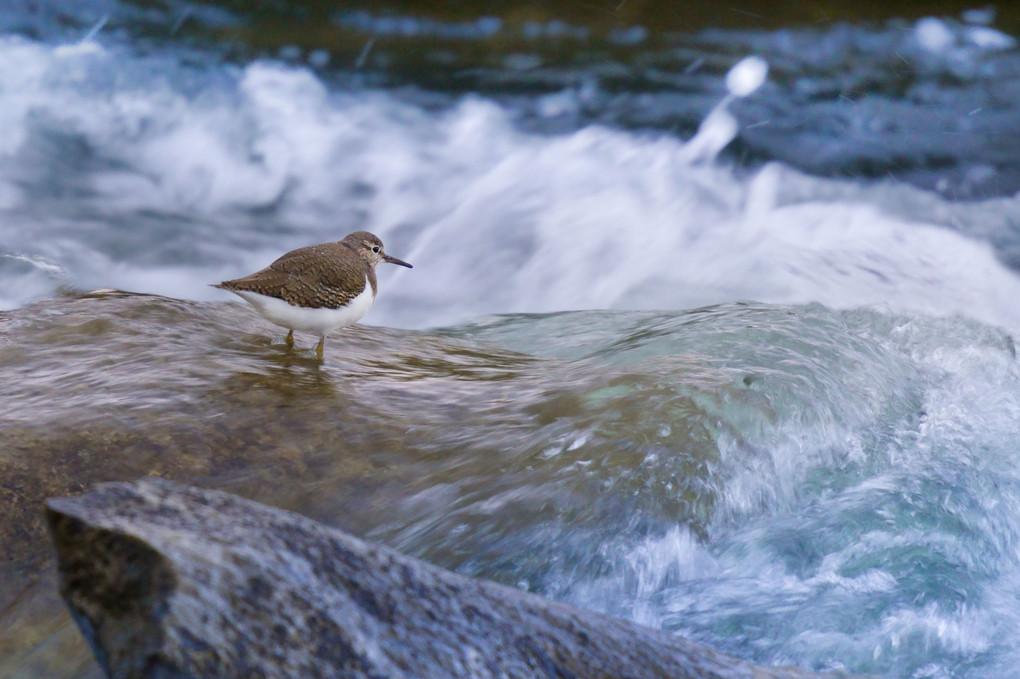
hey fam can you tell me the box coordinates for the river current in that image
[2,3,1020,678]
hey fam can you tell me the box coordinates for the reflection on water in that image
[4,292,1020,676]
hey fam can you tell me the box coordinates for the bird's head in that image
[343,231,412,269]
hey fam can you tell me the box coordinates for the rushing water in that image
[2,2,1020,678]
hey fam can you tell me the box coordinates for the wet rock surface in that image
[48,479,856,679]
[1,291,746,677]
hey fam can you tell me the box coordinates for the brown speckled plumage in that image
[215,231,409,310]
[213,231,411,358]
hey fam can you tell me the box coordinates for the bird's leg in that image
[285,329,294,347]
[315,337,324,360]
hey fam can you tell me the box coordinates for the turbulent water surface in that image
[3,2,1020,678]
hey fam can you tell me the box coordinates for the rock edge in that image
[47,479,859,679]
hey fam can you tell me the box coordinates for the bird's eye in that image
[372,245,381,253]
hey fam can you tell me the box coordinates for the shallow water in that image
[3,2,1020,678]
[4,294,1020,677]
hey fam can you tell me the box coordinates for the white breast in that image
[231,278,376,338]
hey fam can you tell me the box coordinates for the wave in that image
[1,36,1019,335]
[4,288,1020,677]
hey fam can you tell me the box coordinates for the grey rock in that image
[47,479,856,679]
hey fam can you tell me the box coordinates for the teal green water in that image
[3,295,1020,677]
[406,306,1020,677]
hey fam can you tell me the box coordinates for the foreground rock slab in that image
[47,480,855,679]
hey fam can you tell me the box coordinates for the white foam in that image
[913,18,956,52]
[965,25,1016,51]
[725,56,768,98]
[553,304,1020,674]
[910,16,1016,55]
[2,37,1020,337]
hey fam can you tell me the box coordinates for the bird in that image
[214,231,411,359]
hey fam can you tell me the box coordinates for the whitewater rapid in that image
[1,35,1019,334]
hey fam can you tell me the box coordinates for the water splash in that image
[0,30,1019,336]
[678,55,768,164]
[0,251,67,308]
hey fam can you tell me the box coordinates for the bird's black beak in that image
[383,253,412,268]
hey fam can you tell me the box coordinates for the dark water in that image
[2,2,1020,678]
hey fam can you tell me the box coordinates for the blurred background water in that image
[2,2,1020,678]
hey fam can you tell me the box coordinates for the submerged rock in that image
[47,479,854,679]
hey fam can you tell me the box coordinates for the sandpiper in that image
[214,231,411,358]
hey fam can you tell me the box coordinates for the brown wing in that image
[216,242,371,309]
